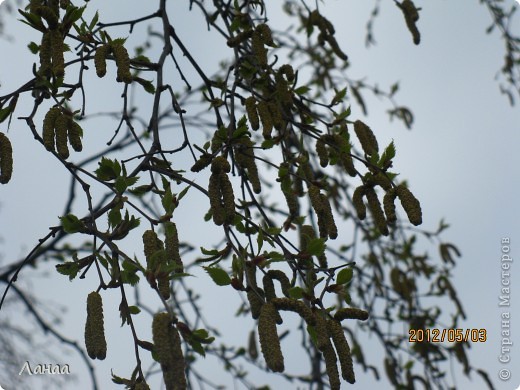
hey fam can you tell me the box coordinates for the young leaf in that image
[55,262,80,281]
[204,267,231,286]
[306,238,326,257]
[336,268,354,285]
[60,213,87,234]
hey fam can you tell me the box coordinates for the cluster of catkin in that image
[244,260,367,388]
[257,297,367,388]
[42,107,83,159]
[152,313,187,390]
[233,137,261,193]
[142,225,183,300]
[315,131,356,177]
[243,63,294,140]
[308,185,338,240]
[31,0,70,78]
[0,133,13,184]
[94,40,132,83]
[84,291,107,360]
[353,182,422,236]
[308,10,348,61]
[208,156,236,225]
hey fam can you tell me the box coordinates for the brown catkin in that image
[234,138,261,194]
[152,313,173,364]
[327,319,355,383]
[300,224,316,250]
[247,287,265,319]
[0,133,13,184]
[35,5,59,29]
[262,274,276,302]
[396,185,422,226]
[353,120,379,156]
[251,30,267,68]
[39,31,52,76]
[49,29,65,78]
[316,136,329,167]
[274,72,293,109]
[54,112,69,159]
[279,64,295,82]
[271,297,316,326]
[42,107,60,151]
[352,185,366,220]
[94,44,110,78]
[334,307,369,322]
[319,193,338,239]
[68,119,83,152]
[383,188,398,224]
[190,153,212,172]
[266,270,291,297]
[279,163,299,217]
[218,172,236,224]
[85,291,107,360]
[164,222,183,273]
[142,230,160,268]
[364,186,389,236]
[268,101,285,131]
[256,23,274,46]
[244,97,259,130]
[111,43,132,83]
[157,273,170,300]
[210,155,231,174]
[152,313,187,390]
[208,173,226,226]
[323,342,341,390]
[256,101,273,139]
[258,302,284,372]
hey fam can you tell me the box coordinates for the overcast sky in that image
[0,1,519,389]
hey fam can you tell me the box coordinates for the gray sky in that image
[0,1,519,389]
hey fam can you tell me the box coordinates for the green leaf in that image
[89,11,99,31]
[294,85,311,95]
[331,87,347,106]
[204,267,231,286]
[189,339,206,356]
[95,157,121,181]
[108,206,122,228]
[56,262,79,281]
[18,10,46,33]
[288,286,304,299]
[0,108,11,124]
[200,247,220,256]
[379,141,396,169]
[134,77,156,94]
[177,185,191,202]
[306,238,326,257]
[128,305,141,315]
[60,213,86,234]
[161,186,175,214]
[337,268,354,285]
[28,41,39,54]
